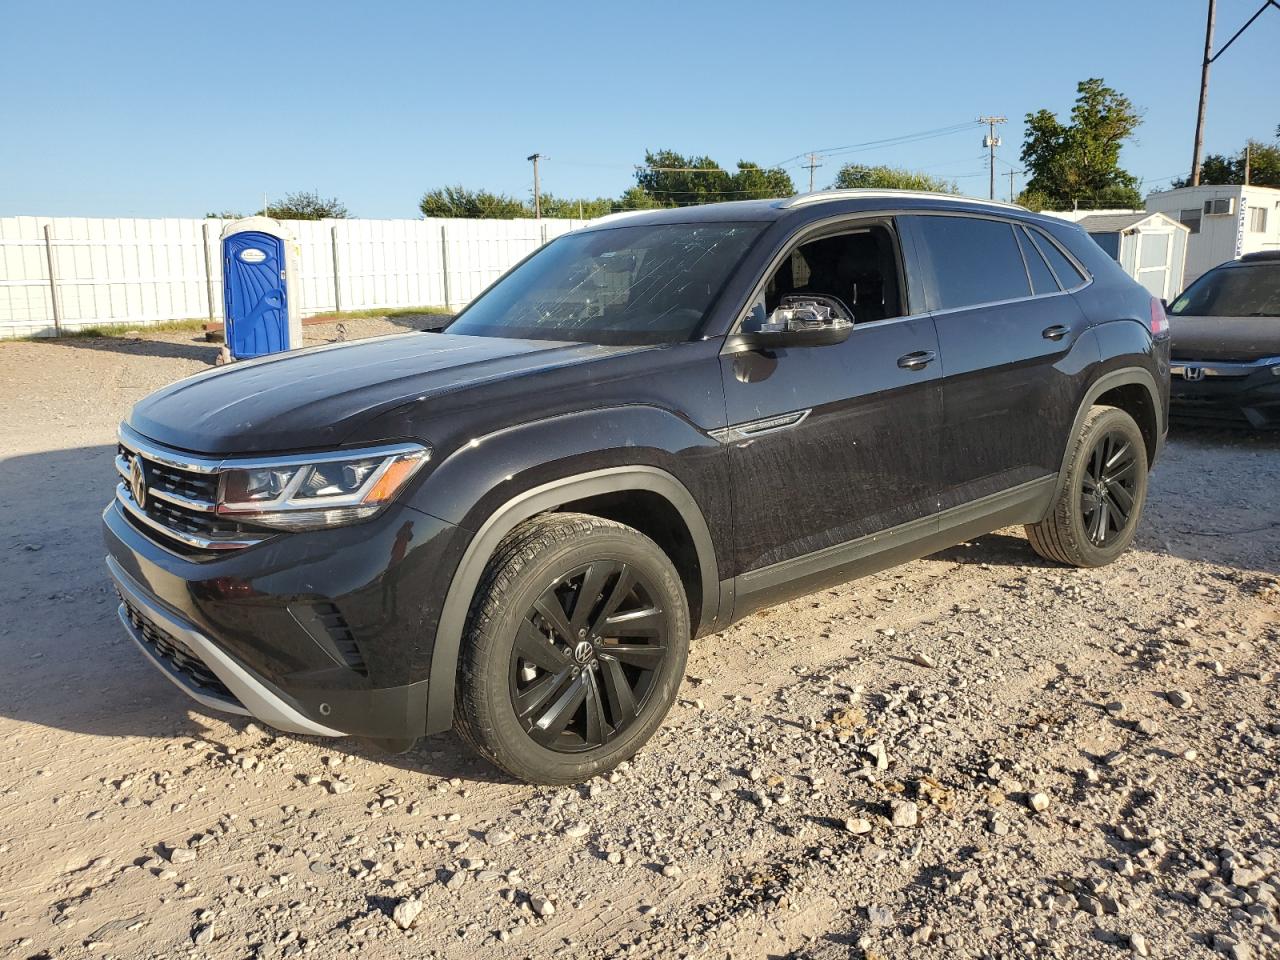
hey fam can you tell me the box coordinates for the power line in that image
[772,121,979,168]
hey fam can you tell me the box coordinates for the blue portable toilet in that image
[220,217,302,360]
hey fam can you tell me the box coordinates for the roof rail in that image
[777,188,1028,212]
[582,209,650,227]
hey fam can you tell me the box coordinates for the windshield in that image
[1169,264,1280,318]
[444,222,764,345]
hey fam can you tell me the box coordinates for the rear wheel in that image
[1025,405,1149,567]
[454,513,690,784]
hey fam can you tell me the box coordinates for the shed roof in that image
[1077,213,1152,233]
[1076,211,1187,234]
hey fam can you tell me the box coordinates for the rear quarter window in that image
[1027,228,1087,289]
[909,215,1032,311]
[1015,226,1061,295]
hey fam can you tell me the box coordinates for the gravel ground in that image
[0,321,1277,960]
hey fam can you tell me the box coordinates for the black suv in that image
[105,191,1170,784]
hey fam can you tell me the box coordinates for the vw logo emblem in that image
[572,640,594,665]
[1181,366,1205,382]
[129,456,148,509]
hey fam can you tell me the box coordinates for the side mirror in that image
[726,299,853,353]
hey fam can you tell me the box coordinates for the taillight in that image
[1149,297,1169,337]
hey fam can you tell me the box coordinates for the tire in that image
[1025,405,1149,567]
[454,512,690,784]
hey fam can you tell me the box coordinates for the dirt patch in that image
[1,325,1277,958]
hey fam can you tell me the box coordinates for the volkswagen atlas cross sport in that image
[104,190,1169,784]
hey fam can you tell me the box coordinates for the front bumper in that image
[103,493,468,741]
[1170,357,1280,429]
[110,556,343,736]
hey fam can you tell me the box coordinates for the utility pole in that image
[1008,168,1023,204]
[1244,142,1252,185]
[803,153,823,193]
[1191,0,1217,186]
[1190,0,1279,185]
[979,116,1007,200]
[527,153,543,219]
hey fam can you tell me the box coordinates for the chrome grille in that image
[147,461,220,503]
[115,430,268,555]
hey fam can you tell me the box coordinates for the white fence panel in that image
[0,215,591,338]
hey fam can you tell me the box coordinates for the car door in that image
[900,214,1092,509]
[718,218,945,600]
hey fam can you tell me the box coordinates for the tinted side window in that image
[1015,226,1060,295]
[911,215,1031,311]
[1028,228,1086,289]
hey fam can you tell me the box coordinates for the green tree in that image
[1018,78,1143,210]
[728,161,796,200]
[261,191,349,220]
[634,150,794,207]
[1172,139,1280,189]
[618,186,662,211]
[419,185,528,219]
[830,163,959,193]
[539,195,617,218]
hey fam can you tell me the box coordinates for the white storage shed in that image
[1074,212,1189,300]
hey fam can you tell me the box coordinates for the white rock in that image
[889,800,918,828]
[865,741,889,770]
[867,904,894,926]
[392,898,423,930]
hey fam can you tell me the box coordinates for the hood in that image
[128,332,634,454]
[1169,315,1280,363]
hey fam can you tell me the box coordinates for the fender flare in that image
[424,465,719,734]
[1047,365,1162,509]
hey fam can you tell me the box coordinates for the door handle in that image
[1041,324,1069,341]
[897,350,936,370]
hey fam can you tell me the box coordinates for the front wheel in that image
[454,513,690,784]
[1025,405,1149,567]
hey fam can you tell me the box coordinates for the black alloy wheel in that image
[1079,430,1140,546]
[509,559,669,753]
[1025,404,1149,568]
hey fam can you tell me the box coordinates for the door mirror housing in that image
[727,298,854,353]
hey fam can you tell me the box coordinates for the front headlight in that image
[217,443,431,531]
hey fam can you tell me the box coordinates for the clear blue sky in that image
[2,0,1277,218]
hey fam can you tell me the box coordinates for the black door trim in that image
[731,475,1057,618]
